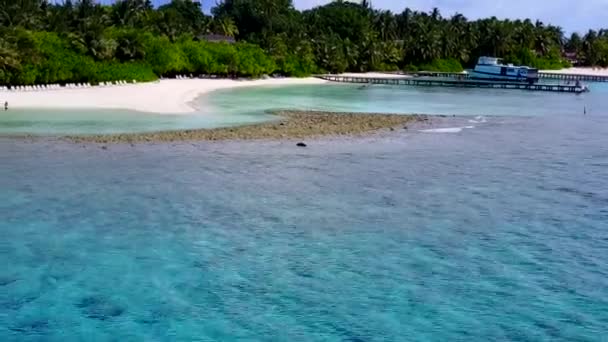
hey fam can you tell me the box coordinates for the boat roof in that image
[477,56,537,69]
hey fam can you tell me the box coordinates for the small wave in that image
[419,126,475,133]
[419,127,463,133]
[468,115,487,124]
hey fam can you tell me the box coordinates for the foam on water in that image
[420,127,465,133]
[419,126,475,133]
[469,115,488,123]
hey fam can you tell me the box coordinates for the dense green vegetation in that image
[1,0,607,85]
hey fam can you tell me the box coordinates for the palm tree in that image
[0,0,45,29]
[546,24,565,48]
[341,37,359,70]
[114,30,147,61]
[111,0,153,28]
[513,20,534,48]
[373,10,396,41]
[445,13,471,62]
[157,0,210,37]
[566,32,582,52]
[213,17,239,38]
[430,7,441,21]
[582,30,598,64]
[256,0,280,32]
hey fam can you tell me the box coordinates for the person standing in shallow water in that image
[4,101,7,111]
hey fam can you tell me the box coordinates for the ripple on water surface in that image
[207,81,607,117]
[2,112,608,340]
[1,81,607,135]
[0,108,274,135]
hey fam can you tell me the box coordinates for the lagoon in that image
[2,81,608,340]
[3,112,608,340]
[1,81,607,135]
[207,81,606,116]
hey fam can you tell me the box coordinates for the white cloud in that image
[293,0,608,33]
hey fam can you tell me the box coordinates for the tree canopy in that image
[1,0,607,85]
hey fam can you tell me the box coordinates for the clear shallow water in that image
[1,81,607,135]
[208,81,608,117]
[0,108,274,135]
[2,112,608,340]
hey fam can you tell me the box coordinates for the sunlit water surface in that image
[1,82,608,340]
[1,81,607,134]
[207,81,607,117]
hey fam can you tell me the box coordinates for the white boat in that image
[470,57,539,83]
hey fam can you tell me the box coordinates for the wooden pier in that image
[538,72,608,82]
[402,70,608,83]
[318,75,588,93]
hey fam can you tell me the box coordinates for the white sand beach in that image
[1,68,606,115]
[541,67,608,76]
[0,77,326,114]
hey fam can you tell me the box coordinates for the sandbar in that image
[67,110,429,143]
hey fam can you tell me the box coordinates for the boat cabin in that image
[471,57,539,83]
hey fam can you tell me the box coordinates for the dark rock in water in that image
[403,126,408,130]
[390,127,395,131]
[77,295,125,321]
[101,145,107,150]
[296,142,307,147]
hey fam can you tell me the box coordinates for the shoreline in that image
[541,67,608,76]
[64,111,434,144]
[0,78,327,115]
[1,68,605,115]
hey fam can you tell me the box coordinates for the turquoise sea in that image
[1,83,608,340]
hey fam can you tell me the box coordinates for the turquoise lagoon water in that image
[1,81,607,134]
[207,82,607,117]
[0,108,275,135]
[2,83,608,340]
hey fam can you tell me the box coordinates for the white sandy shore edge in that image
[0,77,326,114]
[541,67,608,76]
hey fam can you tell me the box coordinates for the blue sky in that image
[99,0,607,34]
